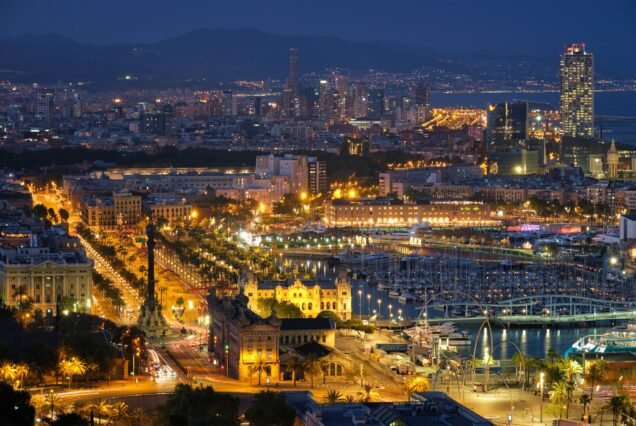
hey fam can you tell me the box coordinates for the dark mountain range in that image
[0,28,563,88]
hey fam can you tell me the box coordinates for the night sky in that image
[2,0,635,69]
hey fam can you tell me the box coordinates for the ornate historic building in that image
[207,291,346,383]
[0,235,92,312]
[243,271,352,320]
[208,290,281,383]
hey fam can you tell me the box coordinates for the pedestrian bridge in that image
[419,294,636,326]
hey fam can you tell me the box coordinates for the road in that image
[78,234,142,324]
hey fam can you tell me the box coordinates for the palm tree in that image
[285,356,303,387]
[110,401,129,421]
[344,394,357,403]
[547,348,561,364]
[325,390,343,404]
[87,399,112,425]
[0,362,17,385]
[404,375,430,399]
[320,359,330,385]
[551,380,575,419]
[58,357,88,388]
[303,356,322,389]
[248,359,267,386]
[559,358,583,381]
[580,394,592,424]
[13,363,29,388]
[357,384,378,403]
[467,356,481,382]
[511,352,524,383]
[604,394,633,426]
[39,391,64,420]
[585,360,607,400]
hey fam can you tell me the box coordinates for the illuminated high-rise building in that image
[367,88,385,118]
[288,48,299,95]
[36,88,55,118]
[560,43,594,138]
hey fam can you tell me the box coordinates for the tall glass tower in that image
[288,48,299,95]
[560,43,594,138]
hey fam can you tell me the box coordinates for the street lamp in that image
[388,304,393,322]
[358,290,363,318]
[539,372,545,423]
[377,299,382,319]
[366,294,371,316]
[224,344,229,377]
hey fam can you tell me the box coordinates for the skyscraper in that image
[36,88,55,118]
[560,43,594,138]
[412,81,431,122]
[485,101,529,148]
[288,48,299,96]
[367,88,385,118]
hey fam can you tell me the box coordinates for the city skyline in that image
[1,0,636,71]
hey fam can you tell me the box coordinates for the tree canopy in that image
[244,391,295,426]
[155,384,239,426]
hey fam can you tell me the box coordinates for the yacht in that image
[398,291,415,304]
[567,323,636,356]
[388,289,401,299]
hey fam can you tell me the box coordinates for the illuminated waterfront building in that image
[244,271,352,320]
[560,43,594,138]
[324,198,496,228]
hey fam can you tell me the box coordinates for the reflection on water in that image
[457,326,605,360]
[281,257,614,360]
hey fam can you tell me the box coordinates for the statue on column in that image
[137,221,168,338]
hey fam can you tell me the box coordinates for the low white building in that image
[620,215,636,240]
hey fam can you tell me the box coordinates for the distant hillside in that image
[0,28,450,87]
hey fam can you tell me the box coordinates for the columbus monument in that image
[137,222,168,338]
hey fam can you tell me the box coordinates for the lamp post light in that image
[388,304,393,322]
[377,299,382,320]
[398,308,403,325]
[539,372,545,423]
[366,294,371,316]
[224,344,229,377]
[358,290,363,318]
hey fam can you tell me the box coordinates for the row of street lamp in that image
[356,288,403,323]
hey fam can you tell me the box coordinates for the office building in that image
[491,148,539,175]
[36,88,55,118]
[307,157,327,195]
[367,88,385,118]
[140,113,166,135]
[413,81,431,121]
[485,101,528,148]
[560,43,594,138]
[289,48,299,96]
[221,90,236,116]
